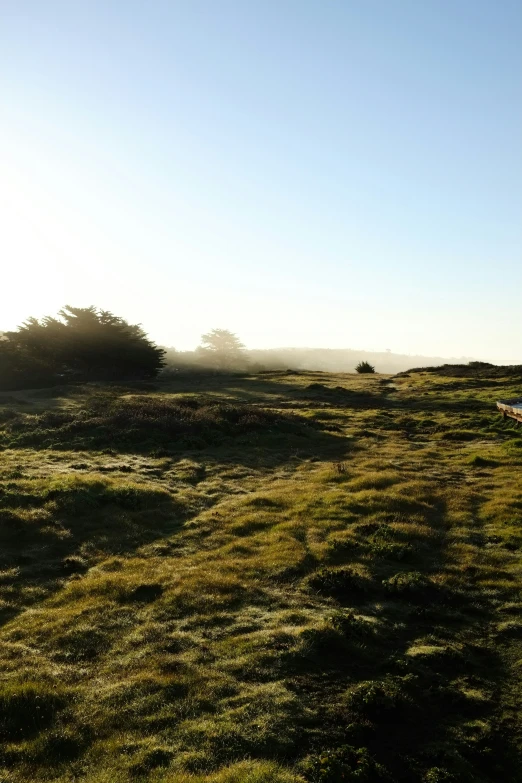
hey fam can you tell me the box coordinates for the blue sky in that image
[1,0,521,360]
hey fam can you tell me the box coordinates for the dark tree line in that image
[0,306,165,390]
[0,306,380,391]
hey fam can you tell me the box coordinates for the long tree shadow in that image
[159,371,392,408]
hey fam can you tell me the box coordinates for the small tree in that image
[355,361,376,374]
[198,329,247,370]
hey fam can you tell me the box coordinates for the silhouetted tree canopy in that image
[197,329,247,370]
[0,306,165,390]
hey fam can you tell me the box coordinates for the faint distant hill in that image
[163,346,475,375]
[246,347,476,374]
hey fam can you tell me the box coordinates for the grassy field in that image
[0,367,521,782]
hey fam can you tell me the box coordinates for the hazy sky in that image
[1,1,521,360]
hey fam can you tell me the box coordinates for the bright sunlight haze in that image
[1,0,521,361]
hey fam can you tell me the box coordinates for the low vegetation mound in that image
[399,361,522,379]
[0,393,309,452]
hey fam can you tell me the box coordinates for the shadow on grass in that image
[280,495,521,782]
[156,372,394,413]
[0,476,186,627]
[409,397,494,414]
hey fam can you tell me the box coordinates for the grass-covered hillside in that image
[0,368,521,782]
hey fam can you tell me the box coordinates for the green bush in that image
[306,567,371,600]
[303,745,386,782]
[364,524,415,561]
[344,676,415,723]
[423,768,459,783]
[355,361,376,374]
[329,610,376,640]
[383,571,434,597]
[369,541,414,561]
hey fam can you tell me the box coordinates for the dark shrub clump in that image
[0,394,305,453]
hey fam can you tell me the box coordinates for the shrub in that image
[306,567,371,600]
[383,571,434,597]
[303,744,386,782]
[369,540,415,561]
[344,676,415,723]
[329,610,376,640]
[355,361,376,374]
[61,555,88,575]
[423,767,459,782]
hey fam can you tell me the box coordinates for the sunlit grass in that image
[0,368,520,781]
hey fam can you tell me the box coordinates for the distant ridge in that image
[245,347,476,374]
[162,345,478,375]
